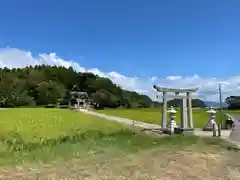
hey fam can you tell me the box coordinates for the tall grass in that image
[0,108,126,142]
[0,108,128,151]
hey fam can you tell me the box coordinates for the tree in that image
[167,98,206,108]
[0,81,12,106]
[0,65,154,108]
[35,81,66,105]
[225,96,240,109]
[90,89,109,108]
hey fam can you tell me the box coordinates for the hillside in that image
[0,65,152,108]
[167,98,206,108]
[0,65,209,109]
[204,101,228,108]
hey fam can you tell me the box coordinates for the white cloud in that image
[0,47,240,102]
[166,76,182,81]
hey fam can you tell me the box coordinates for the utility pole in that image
[219,83,223,126]
[219,83,223,111]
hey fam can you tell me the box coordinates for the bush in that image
[59,105,69,109]
[44,104,56,108]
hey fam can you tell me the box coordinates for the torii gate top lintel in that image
[153,85,198,93]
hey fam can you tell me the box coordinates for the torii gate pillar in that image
[161,91,167,128]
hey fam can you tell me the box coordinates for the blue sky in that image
[0,0,240,101]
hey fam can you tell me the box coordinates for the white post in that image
[167,106,178,134]
[76,99,81,109]
[187,92,193,129]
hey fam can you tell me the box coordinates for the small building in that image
[68,85,89,109]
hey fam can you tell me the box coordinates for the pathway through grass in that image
[95,108,228,128]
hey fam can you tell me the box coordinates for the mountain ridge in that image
[204,101,228,108]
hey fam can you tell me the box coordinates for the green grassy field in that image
[0,108,239,179]
[94,108,228,128]
[0,108,231,166]
[0,108,127,144]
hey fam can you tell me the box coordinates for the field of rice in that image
[0,108,127,151]
[94,108,228,128]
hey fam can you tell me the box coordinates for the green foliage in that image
[0,65,153,108]
[225,96,240,109]
[167,98,206,108]
[59,105,69,109]
[44,104,56,108]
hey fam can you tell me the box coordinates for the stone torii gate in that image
[153,85,198,130]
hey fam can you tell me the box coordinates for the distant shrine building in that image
[69,85,89,109]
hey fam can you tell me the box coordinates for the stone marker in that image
[203,107,217,131]
[167,106,178,134]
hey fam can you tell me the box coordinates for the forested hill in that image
[0,65,153,108]
[167,98,206,108]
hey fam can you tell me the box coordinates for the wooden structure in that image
[68,85,89,109]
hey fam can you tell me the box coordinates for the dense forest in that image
[0,65,207,109]
[0,65,153,108]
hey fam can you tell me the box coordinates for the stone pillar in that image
[187,92,193,129]
[180,98,188,129]
[212,123,217,137]
[161,92,167,129]
[76,99,80,109]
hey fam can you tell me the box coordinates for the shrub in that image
[44,104,56,108]
[59,105,69,109]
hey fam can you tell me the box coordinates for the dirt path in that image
[1,149,239,180]
[79,109,232,138]
[78,109,162,129]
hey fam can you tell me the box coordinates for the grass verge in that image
[0,130,229,166]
